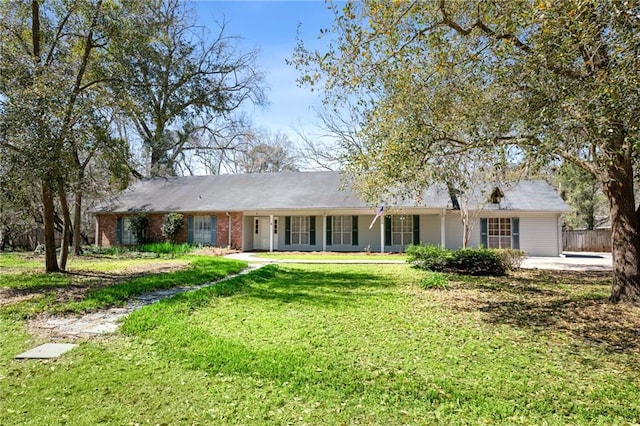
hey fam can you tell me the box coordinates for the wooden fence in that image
[562,229,611,252]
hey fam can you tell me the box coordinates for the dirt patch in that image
[0,260,190,308]
[192,247,240,257]
[435,269,640,353]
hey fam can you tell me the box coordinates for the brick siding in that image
[96,212,242,248]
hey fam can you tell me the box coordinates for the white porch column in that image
[95,217,100,247]
[558,214,563,256]
[322,213,327,251]
[440,210,446,248]
[380,214,385,253]
[269,215,274,252]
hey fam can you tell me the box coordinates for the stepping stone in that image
[15,343,77,359]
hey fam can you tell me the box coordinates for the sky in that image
[193,0,336,140]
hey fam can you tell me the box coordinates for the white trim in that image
[269,214,274,252]
[322,213,327,251]
[440,210,446,248]
[380,215,385,253]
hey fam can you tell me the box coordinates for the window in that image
[121,217,137,245]
[194,216,213,245]
[391,215,413,246]
[332,216,352,245]
[487,218,511,249]
[290,216,309,245]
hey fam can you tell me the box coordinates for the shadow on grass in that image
[245,265,396,307]
[450,269,640,353]
[123,265,451,403]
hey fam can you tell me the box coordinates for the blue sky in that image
[193,0,336,139]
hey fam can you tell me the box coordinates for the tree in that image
[236,131,299,173]
[293,1,640,304]
[109,0,266,177]
[556,162,606,230]
[0,1,138,270]
[0,0,109,271]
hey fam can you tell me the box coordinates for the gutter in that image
[226,211,232,248]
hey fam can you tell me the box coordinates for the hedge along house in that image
[93,171,570,256]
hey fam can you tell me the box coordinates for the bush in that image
[419,272,448,290]
[407,244,523,276]
[494,249,526,272]
[450,248,505,276]
[136,242,193,255]
[161,213,185,243]
[406,244,452,271]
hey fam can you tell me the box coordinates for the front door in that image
[253,217,277,251]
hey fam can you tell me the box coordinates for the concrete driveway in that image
[521,252,612,271]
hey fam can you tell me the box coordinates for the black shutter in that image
[187,216,194,244]
[480,218,488,248]
[385,216,392,246]
[310,216,316,245]
[412,215,420,245]
[326,216,332,246]
[352,215,359,246]
[116,217,123,244]
[511,218,520,249]
[285,216,291,245]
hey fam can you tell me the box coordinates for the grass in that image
[1,261,639,424]
[0,252,247,318]
[254,251,407,261]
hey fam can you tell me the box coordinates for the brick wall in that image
[96,214,117,247]
[97,212,242,248]
[216,212,243,249]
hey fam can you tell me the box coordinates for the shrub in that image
[136,242,193,255]
[407,244,522,276]
[128,214,149,244]
[494,249,526,272]
[419,272,448,290]
[406,244,452,271]
[161,212,185,243]
[450,248,505,276]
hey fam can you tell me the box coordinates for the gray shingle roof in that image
[94,171,569,213]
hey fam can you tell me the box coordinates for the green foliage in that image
[127,213,149,244]
[419,271,448,290]
[449,248,505,276]
[136,242,192,255]
[161,213,185,243]
[556,162,606,230]
[407,244,524,276]
[406,244,452,271]
[494,249,526,272]
[293,0,640,302]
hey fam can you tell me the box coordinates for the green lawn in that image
[0,253,247,318]
[1,260,639,424]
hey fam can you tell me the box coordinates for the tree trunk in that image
[57,184,72,271]
[603,173,640,304]
[73,182,82,255]
[41,180,60,272]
